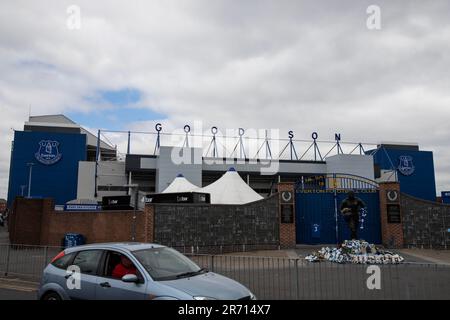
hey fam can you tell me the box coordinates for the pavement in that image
[397,249,450,265]
[2,224,450,264]
[223,245,450,265]
[224,249,299,259]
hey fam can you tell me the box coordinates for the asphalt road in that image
[0,288,36,300]
[0,278,38,300]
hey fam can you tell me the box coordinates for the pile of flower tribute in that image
[305,240,404,264]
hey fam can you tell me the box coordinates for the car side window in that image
[103,251,144,283]
[72,250,103,275]
[52,252,76,270]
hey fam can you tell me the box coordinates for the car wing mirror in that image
[121,274,139,283]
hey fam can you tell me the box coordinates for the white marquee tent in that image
[199,168,263,205]
[162,174,199,193]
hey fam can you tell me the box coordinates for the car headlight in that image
[193,296,217,300]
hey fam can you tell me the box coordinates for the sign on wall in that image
[386,190,399,203]
[387,204,401,223]
[312,224,320,238]
[441,191,450,204]
[281,204,294,223]
[280,190,294,224]
[281,191,293,203]
[35,140,62,165]
[64,204,100,211]
[398,155,415,176]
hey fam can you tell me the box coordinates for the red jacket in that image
[112,263,137,279]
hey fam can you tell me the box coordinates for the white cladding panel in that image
[77,161,127,200]
[326,154,375,180]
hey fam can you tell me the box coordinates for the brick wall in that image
[9,195,282,252]
[401,193,450,249]
[143,204,154,243]
[8,197,44,245]
[9,197,146,246]
[151,195,279,247]
[277,183,296,248]
[379,182,404,248]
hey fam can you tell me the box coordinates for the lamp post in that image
[26,163,34,198]
[20,185,27,197]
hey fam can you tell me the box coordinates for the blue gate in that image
[295,174,382,244]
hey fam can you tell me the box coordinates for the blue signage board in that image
[64,204,100,211]
[442,191,450,204]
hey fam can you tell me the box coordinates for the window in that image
[133,247,203,281]
[72,250,103,275]
[102,251,144,282]
[52,253,75,270]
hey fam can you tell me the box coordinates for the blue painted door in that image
[296,190,381,244]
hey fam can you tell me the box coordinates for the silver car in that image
[38,242,256,300]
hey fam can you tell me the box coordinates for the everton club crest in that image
[398,155,415,176]
[35,140,62,165]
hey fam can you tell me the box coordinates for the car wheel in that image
[42,292,62,301]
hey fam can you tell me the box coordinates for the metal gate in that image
[295,174,382,244]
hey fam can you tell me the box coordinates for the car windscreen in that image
[132,247,202,281]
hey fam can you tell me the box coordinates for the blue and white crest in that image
[398,155,415,176]
[35,140,62,165]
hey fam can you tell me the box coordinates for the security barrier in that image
[0,244,449,300]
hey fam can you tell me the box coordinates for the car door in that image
[67,249,103,300]
[95,250,148,300]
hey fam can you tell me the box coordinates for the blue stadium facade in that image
[368,144,437,202]
[7,131,86,206]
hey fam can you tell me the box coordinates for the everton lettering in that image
[35,140,62,165]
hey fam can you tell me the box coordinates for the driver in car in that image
[112,255,137,279]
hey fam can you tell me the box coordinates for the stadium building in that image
[7,114,438,207]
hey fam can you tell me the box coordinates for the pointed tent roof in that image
[162,174,199,193]
[199,168,263,205]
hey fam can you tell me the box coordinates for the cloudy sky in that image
[1,0,449,198]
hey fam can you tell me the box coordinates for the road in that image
[0,278,38,300]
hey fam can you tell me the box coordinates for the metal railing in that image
[1,244,449,300]
[187,254,450,300]
[0,244,62,281]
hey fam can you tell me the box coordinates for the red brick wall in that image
[379,182,404,248]
[8,197,44,245]
[10,197,282,251]
[143,205,154,243]
[9,197,147,246]
[278,183,296,248]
